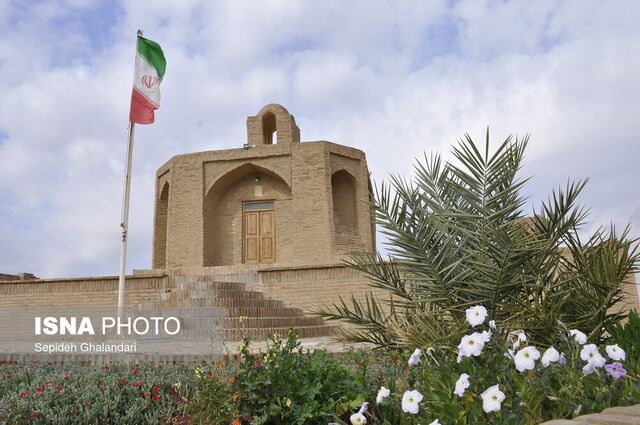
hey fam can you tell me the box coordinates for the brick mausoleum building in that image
[152,103,375,271]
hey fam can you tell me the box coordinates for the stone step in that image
[179,316,324,330]
[136,306,227,317]
[173,280,247,292]
[151,297,286,309]
[221,306,306,318]
[176,325,339,341]
[162,288,265,301]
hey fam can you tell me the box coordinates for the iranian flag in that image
[129,36,166,124]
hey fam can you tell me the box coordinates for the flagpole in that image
[118,121,135,323]
[117,30,142,326]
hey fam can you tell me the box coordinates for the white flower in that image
[582,362,596,375]
[580,344,606,368]
[541,347,561,367]
[350,412,367,425]
[458,332,485,358]
[606,344,626,361]
[518,332,527,342]
[429,420,441,425]
[481,384,505,413]
[401,390,423,414]
[408,348,422,366]
[466,305,488,326]
[489,320,496,329]
[569,329,587,345]
[481,330,492,342]
[514,346,541,372]
[376,386,390,404]
[454,373,470,397]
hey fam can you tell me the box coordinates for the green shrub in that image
[317,132,639,349]
[188,329,365,425]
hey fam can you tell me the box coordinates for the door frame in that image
[242,200,276,264]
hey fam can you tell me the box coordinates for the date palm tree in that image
[316,132,638,349]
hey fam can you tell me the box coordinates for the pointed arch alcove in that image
[331,170,359,239]
[203,163,292,267]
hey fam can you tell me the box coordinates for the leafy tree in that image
[316,132,639,349]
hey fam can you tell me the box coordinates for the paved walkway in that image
[541,405,640,424]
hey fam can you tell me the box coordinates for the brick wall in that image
[0,275,168,307]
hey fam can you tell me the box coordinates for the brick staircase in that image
[145,276,338,341]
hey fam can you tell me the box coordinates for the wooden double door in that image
[243,201,275,264]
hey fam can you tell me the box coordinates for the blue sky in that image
[1,0,639,284]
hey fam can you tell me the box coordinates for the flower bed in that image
[0,361,199,424]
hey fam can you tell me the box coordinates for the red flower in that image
[55,385,63,391]
[5,373,12,378]
[131,369,138,374]
[64,376,70,381]
[120,379,126,384]
[71,410,78,414]
[83,402,91,407]
[103,366,109,370]
[152,385,160,393]
[208,371,213,377]
[153,394,161,401]
[144,393,150,398]
[30,413,37,419]
[133,381,141,387]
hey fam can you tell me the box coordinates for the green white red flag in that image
[129,36,166,124]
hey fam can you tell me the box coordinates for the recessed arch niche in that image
[203,163,292,266]
[331,170,358,237]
